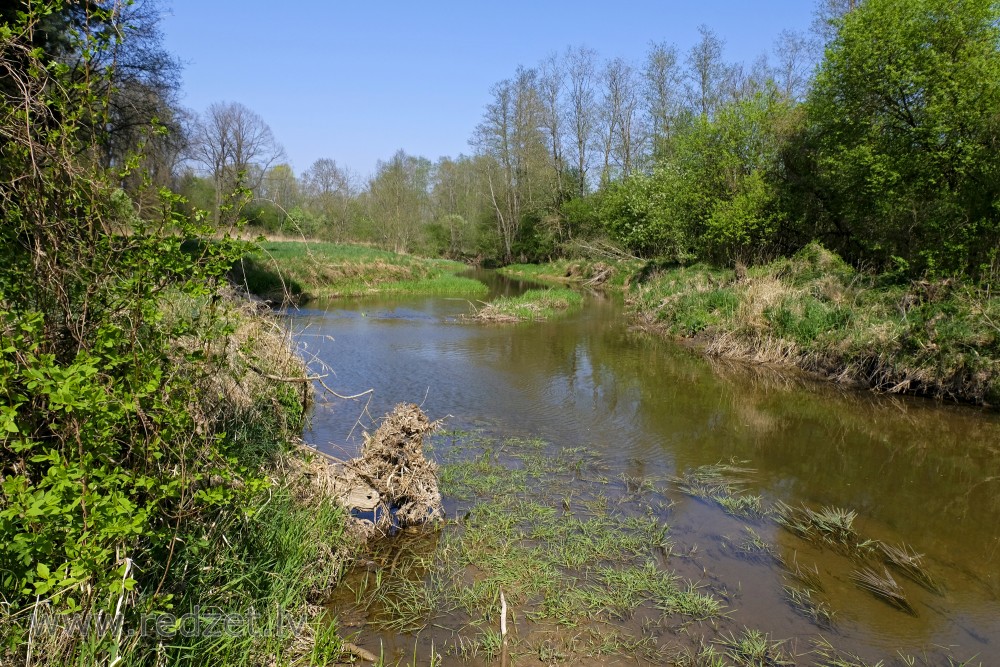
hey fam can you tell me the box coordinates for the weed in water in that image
[784,584,835,628]
[775,501,859,548]
[811,637,885,667]
[725,527,783,565]
[718,628,795,666]
[717,493,772,521]
[877,541,939,593]
[850,566,915,614]
[783,557,824,592]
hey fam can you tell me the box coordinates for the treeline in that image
[177,0,1000,282]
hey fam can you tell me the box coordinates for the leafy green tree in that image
[806,0,1000,277]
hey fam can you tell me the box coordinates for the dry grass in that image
[629,242,1000,405]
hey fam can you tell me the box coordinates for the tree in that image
[773,29,816,101]
[812,0,862,43]
[430,156,486,257]
[472,68,554,263]
[599,57,642,183]
[565,46,599,197]
[685,25,729,118]
[302,158,355,240]
[538,53,567,203]
[643,41,683,160]
[189,101,285,223]
[806,0,1000,276]
[365,150,433,253]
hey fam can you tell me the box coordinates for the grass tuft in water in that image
[876,541,940,593]
[723,526,783,565]
[811,637,886,667]
[775,501,858,548]
[718,628,796,666]
[674,462,771,521]
[850,566,915,614]
[784,584,835,628]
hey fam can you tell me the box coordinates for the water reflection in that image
[291,275,1000,661]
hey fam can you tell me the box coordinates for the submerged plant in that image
[784,584,835,628]
[877,541,939,593]
[725,527,783,565]
[774,501,858,548]
[850,566,915,614]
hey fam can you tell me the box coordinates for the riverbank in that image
[627,243,1000,407]
[232,241,487,303]
[1,290,367,665]
[497,244,999,407]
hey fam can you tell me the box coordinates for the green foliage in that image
[599,90,798,265]
[0,6,324,663]
[806,0,1000,278]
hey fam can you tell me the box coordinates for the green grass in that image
[344,433,723,663]
[628,242,1000,406]
[232,241,487,301]
[473,287,584,322]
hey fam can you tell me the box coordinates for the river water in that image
[290,270,1000,665]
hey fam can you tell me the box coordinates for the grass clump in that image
[784,584,835,628]
[628,242,1000,405]
[674,462,771,521]
[850,566,915,615]
[774,501,858,548]
[232,241,487,302]
[472,287,583,322]
[718,628,795,666]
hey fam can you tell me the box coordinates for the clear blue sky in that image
[160,1,818,180]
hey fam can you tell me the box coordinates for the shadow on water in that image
[290,273,1000,664]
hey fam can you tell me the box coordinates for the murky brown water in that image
[291,271,1000,665]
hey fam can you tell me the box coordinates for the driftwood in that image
[329,403,443,538]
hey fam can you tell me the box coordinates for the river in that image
[289,270,1000,665]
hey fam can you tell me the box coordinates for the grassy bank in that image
[232,241,487,302]
[628,243,1000,406]
[2,294,358,665]
[473,288,583,322]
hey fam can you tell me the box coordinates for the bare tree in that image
[642,41,683,159]
[472,68,551,263]
[302,158,355,240]
[685,25,729,118]
[565,45,599,196]
[812,0,861,43]
[599,57,641,183]
[773,29,816,101]
[538,53,566,201]
[189,101,285,223]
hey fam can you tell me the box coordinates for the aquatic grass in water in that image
[774,501,858,548]
[851,566,915,614]
[718,628,795,667]
[674,462,771,521]
[783,584,835,628]
[724,527,783,565]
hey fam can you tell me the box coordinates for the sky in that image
[160,1,819,181]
